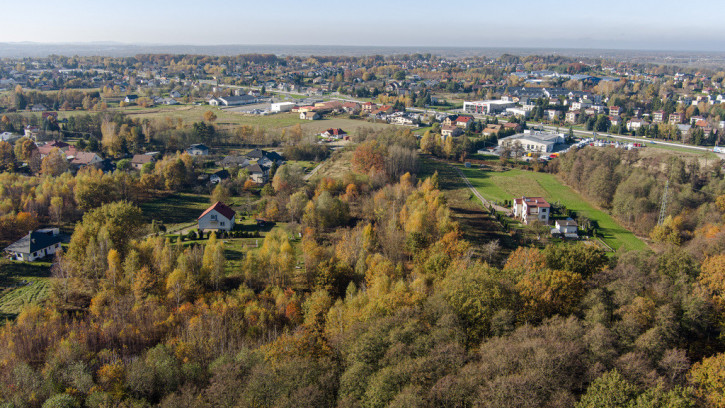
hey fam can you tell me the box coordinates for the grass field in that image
[0,261,52,320]
[417,157,517,258]
[458,166,647,252]
[140,192,212,232]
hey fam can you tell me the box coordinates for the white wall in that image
[198,210,235,232]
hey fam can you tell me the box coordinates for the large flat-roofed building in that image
[463,100,516,115]
[497,131,564,153]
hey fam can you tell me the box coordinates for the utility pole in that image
[658,179,670,225]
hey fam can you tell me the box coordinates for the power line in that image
[658,179,669,225]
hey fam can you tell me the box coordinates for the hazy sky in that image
[2,0,725,51]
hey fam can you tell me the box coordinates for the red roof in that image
[325,128,347,136]
[198,202,236,221]
[456,116,473,123]
[522,196,550,208]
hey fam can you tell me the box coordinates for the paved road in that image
[304,161,324,181]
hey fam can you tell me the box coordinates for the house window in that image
[211,214,217,221]
[220,222,225,226]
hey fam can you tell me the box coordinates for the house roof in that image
[4,230,61,254]
[248,163,264,174]
[131,154,155,164]
[212,169,230,179]
[70,152,100,165]
[324,128,347,136]
[521,196,551,208]
[188,143,209,151]
[246,149,265,159]
[556,219,578,227]
[198,202,236,221]
[456,116,473,123]
[218,155,250,167]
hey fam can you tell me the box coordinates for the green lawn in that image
[0,261,52,320]
[140,192,212,232]
[459,166,647,252]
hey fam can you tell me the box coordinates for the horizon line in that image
[1,42,723,55]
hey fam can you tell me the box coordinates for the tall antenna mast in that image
[658,179,670,225]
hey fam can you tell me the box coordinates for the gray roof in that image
[501,132,562,145]
[218,155,250,167]
[5,230,61,254]
[247,163,264,174]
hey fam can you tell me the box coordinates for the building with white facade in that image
[463,100,516,115]
[512,196,551,225]
[198,202,236,233]
[498,131,564,153]
[271,102,295,112]
[4,229,62,262]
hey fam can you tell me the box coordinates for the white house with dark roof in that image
[4,229,62,262]
[187,144,209,156]
[552,219,578,238]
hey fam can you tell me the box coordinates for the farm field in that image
[0,261,52,320]
[458,166,647,252]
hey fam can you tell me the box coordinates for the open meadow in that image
[458,165,648,252]
[0,261,52,320]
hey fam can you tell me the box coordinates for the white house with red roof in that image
[198,202,236,232]
[321,128,348,139]
[512,196,551,225]
[455,115,474,128]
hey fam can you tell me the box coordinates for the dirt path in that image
[452,166,510,214]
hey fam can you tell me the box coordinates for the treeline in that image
[0,152,199,247]
[3,130,725,407]
[554,147,725,238]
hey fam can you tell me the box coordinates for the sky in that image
[2,0,725,51]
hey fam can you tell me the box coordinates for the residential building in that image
[455,115,474,128]
[669,112,683,125]
[69,152,103,168]
[4,229,62,262]
[0,132,19,143]
[24,126,39,140]
[131,154,155,170]
[198,202,236,233]
[210,169,230,184]
[609,106,621,116]
[441,125,463,139]
[247,163,267,183]
[546,110,561,121]
[321,128,348,139]
[300,111,320,120]
[361,102,377,114]
[570,100,593,111]
[342,102,361,113]
[124,95,138,103]
[627,118,649,131]
[187,144,209,156]
[482,124,502,136]
[552,219,578,238]
[652,110,667,123]
[565,111,580,124]
[512,196,551,225]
